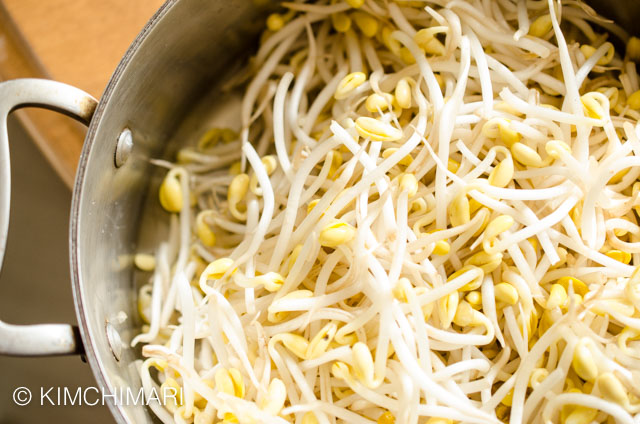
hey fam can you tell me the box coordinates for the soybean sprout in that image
[134,1,640,423]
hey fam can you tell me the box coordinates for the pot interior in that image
[71,1,640,423]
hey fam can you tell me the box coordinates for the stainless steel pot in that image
[0,0,637,423]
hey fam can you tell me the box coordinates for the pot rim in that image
[69,1,176,422]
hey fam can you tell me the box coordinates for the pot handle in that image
[0,79,97,356]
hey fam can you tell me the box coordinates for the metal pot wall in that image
[0,0,637,423]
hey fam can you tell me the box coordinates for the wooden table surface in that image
[0,0,165,187]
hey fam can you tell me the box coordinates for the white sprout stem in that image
[273,72,294,177]
[233,142,275,267]
[513,0,530,40]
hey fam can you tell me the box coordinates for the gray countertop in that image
[0,117,113,423]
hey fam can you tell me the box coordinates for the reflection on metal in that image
[105,321,123,362]
[114,128,133,168]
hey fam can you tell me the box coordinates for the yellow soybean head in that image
[511,142,543,167]
[381,26,401,55]
[266,13,285,31]
[220,128,238,143]
[581,92,607,118]
[302,412,319,424]
[197,128,222,150]
[228,173,249,207]
[242,272,284,292]
[413,27,446,55]
[494,282,519,305]
[353,11,378,37]
[327,150,343,178]
[580,44,614,65]
[288,244,303,271]
[222,412,239,423]
[392,277,411,303]
[355,117,403,141]
[572,338,599,382]
[365,93,394,113]
[229,161,242,175]
[400,173,418,196]
[161,377,183,411]
[203,258,236,280]
[501,389,514,407]
[608,167,629,184]
[464,251,502,274]
[425,417,453,424]
[449,193,470,227]
[335,72,367,100]
[144,357,168,372]
[484,215,514,240]
[422,38,445,56]
[215,368,239,397]
[449,265,484,291]
[618,326,640,350]
[438,290,459,329]
[260,155,278,175]
[448,158,460,173]
[413,28,433,49]
[563,406,598,424]
[382,147,413,165]
[307,322,338,359]
[137,286,152,324]
[433,240,450,256]
[331,12,352,33]
[378,411,396,424]
[262,378,287,415]
[381,26,402,55]
[529,14,552,38]
[399,47,417,64]
[346,0,365,7]
[319,220,356,248]
[596,372,629,405]
[465,290,482,309]
[307,199,320,214]
[498,121,522,147]
[605,250,631,264]
[228,368,245,398]
[278,333,310,359]
[546,283,568,309]
[134,253,156,272]
[395,78,412,109]
[159,168,184,213]
[258,272,285,292]
[453,300,483,326]
[196,212,216,247]
[488,156,514,188]
[627,36,640,61]
[331,361,351,380]
[556,276,589,297]
[352,342,375,386]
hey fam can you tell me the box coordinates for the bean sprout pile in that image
[133,1,640,423]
